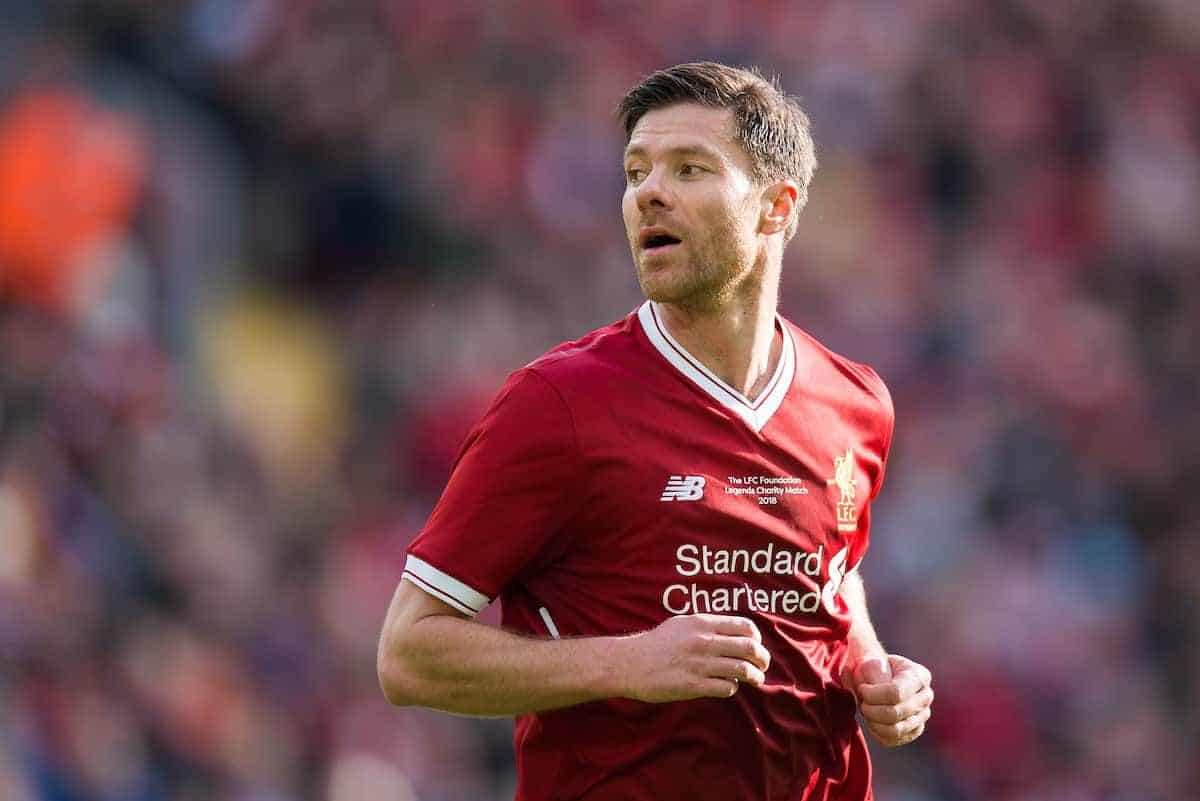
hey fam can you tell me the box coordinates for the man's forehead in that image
[624,104,738,158]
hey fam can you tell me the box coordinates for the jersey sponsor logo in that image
[661,542,851,616]
[660,475,706,502]
[826,447,859,532]
[821,546,850,615]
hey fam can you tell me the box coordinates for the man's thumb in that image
[855,656,893,685]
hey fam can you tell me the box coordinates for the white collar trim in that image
[637,300,795,432]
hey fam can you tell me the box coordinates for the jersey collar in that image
[637,300,795,432]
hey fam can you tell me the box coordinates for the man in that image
[378,62,933,800]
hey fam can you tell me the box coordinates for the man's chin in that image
[637,272,695,304]
[637,256,707,295]
[637,267,737,310]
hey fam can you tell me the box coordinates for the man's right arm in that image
[377,579,772,717]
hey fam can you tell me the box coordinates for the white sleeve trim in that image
[401,555,491,616]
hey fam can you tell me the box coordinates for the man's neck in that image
[655,283,782,403]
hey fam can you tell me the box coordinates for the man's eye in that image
[626,168,645,182]
[680,164,705,176]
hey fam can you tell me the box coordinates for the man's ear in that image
[760,180,799,236]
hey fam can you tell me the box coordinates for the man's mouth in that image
[640,228,683,253]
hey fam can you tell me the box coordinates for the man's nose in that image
[635,167,672,211]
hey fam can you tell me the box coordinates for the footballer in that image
[378,62,933,801]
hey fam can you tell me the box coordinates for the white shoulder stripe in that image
[402,555,490,616]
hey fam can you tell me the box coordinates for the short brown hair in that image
[618,62,817,241]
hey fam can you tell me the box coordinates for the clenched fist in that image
[843,654,933,747]
[618,614,772,703]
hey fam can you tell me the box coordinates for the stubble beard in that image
[635,217,754,311]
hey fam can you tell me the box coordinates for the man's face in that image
[622,103,763,307]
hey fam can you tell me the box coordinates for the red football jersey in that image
[404,301,894,801]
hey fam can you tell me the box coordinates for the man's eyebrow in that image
[622,143,725,162]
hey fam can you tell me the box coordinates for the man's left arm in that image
[840,569,934,747]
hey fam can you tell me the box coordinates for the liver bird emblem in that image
[826,448,858,505]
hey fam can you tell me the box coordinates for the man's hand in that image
[844,654,933,747]
[618,614,772,703]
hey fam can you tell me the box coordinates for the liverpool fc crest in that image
[826,448,859,532]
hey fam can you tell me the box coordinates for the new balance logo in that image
[660,475,706,502]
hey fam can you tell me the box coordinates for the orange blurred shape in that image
[0,87,147,315]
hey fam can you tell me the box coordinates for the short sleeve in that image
[403,368,580,615]
[849,367,894,572]
[867,369,895,503]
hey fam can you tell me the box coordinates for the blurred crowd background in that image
[1,1,1198,800]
